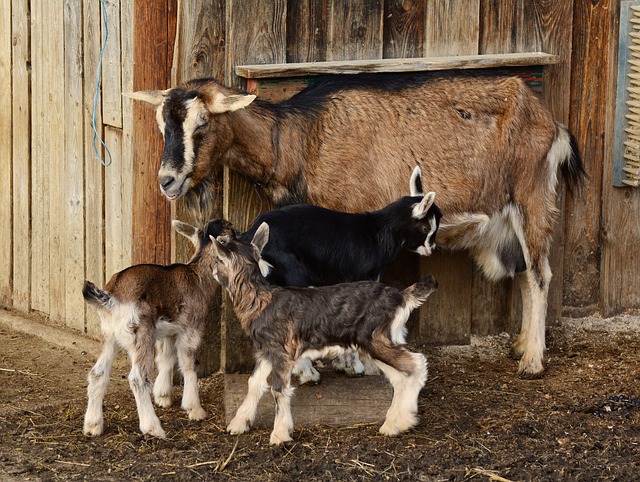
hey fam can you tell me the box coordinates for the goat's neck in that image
[226,272,272,334]
[225,105,308,205]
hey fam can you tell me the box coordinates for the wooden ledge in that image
[236,52,560,79]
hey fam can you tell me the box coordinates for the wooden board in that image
[225,371,393,428]
[84,0,105,336]
[63,0,86,332]
[101,0,122,128]
[383,0,425,59]
[0,0,12,306]
[11,0,30,312]
[327,0,383,61]
[286,0,327,62]
[222,0,286,373]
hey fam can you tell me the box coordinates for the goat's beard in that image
[184,176,222,225]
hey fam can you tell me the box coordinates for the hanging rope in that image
[92,0,113,167]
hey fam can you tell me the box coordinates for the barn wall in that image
[1,0,638,369]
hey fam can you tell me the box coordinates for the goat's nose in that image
[159,175,175,190]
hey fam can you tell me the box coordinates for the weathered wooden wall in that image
[1,0,638,376]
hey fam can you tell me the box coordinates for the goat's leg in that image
[292,357,320,385]
[176,330,207,420]
[228,357,272,434]
[269,366,295,445]
[515,258,550,378]
[511,270,533,360]
[125,321,165,438]
[373,347,427,436]
[84,335,118,436]
[332,350,365,376]
[153,336,176,408]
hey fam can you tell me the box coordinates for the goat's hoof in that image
[227,419,250,435]
[187,407,208,421]
[517,359,544,379]
[296,370,321,386]
[154,395,173,408]
[142,424,166,439]
[269,431,293,445]
[83,422,104,437]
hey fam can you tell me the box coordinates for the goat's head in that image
[209,222,269,290]
[172,219,217,263]
[127,79,256,207]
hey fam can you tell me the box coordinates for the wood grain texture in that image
[600,0,640,314]
[84,0,105,337]
[236,52,559,78]
[564,0,610,313]
[101,0,122,128]
[383,0,425,59]
[286,0,328,62]
[327,0,383,60]
[0,0,12,306]
[132,0,176,266]
[63,0,86,332]
[172,0,227,375]
[11,0,30,312]
[426,0,479,55]
[222,0,286,373]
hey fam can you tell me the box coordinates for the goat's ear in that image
[410,166,423,196]
[124,89,169,107]
[251,222,269,254]
[207,92,256,114]
[412,191,436,219]
[172,220,199,246]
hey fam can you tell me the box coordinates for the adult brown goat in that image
[130,72,585,378]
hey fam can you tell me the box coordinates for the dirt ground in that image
[1,309,639,482]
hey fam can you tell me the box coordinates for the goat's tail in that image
[402,275,438,309]
[82,280,112,308]
[556,126,587,194]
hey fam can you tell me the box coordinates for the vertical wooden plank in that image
[84,0,105,336]
[46,0,66,325]
[105,127,125,278]
[63,0,86,332]
[173,0,227,376]
[120,0,133,273]
[327,0,383,60]
[563,0,609,315]
[286,0,328,62]
[383,0,424,59]
[101,0,122,128]
[0,0,12,306]
[223,0,287,373]
[417,1,480,345]
[12,0,30,312]
[600,1,640,314]
[426,0,479,55]
[132,0,176,266]
[30,0,50,315]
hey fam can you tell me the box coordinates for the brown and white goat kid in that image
[82,220,230,438]
[130,73,586,378]
[211,223,437,445]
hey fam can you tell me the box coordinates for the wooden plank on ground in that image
[0,0,12,306]
[172,0,227,376]
[11,0,30,312]
[63,0,86,332]
[222,0,287,373]
[46,0,67,325]
[101,0,122,128]
[225,371,393,428]
[84,0,105,337]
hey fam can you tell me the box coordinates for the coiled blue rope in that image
[92,0,113,167]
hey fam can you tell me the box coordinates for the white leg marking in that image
[270,383,295,445]
[292,357,321,385]
[176,331,207,420]
[128,361,165,438]
[153,337,175,408]
[227,358,272,434]
[84,336,118,436]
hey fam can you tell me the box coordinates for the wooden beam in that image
[236,52,559,78]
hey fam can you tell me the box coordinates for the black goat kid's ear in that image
[251,222,270,254]
[412,191,436,219]
[410,166,423,196]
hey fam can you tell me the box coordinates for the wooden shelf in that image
[236,52,560,79]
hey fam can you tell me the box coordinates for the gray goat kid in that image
[211,223,437,445]
[82,220,226,438]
